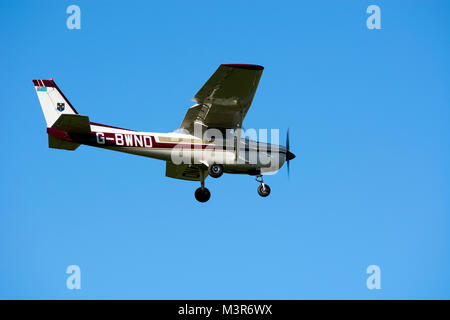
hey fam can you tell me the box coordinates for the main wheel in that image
[257,184,271,197]
[195,187,211,203]
[208,163,224,178]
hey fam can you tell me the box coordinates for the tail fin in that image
[32,79,79,127]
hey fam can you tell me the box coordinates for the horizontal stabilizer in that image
[51,114,91,134]
[48,135,80,150]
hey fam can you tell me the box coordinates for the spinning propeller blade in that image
[285,128,295,178]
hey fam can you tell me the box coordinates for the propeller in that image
[285,128,295,177]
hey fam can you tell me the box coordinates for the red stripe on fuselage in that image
[47,128,220,150]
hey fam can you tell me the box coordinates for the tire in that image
[195,187,211,202]
[208,164,224,178]
[257,184,271,197]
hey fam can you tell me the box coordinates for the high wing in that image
[180,64,264,133]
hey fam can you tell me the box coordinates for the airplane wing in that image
[180,64,264,132]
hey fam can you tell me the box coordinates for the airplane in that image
[33,64,295,202]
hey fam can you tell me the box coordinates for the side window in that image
[245,137,250,151]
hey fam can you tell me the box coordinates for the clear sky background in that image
[1,0,449,299]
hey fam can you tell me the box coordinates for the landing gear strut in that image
[256,175,271,197]
[195,168,211,203]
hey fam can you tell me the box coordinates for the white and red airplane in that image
[33,64,295,202]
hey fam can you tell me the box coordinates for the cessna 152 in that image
[33,64,295,202]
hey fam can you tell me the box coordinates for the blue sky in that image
[1,0,449,299]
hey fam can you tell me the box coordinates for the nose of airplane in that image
[286,150,296,161]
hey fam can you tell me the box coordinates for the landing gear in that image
[195,167,211,203]
[256,175,271,197]
[195,187,211,202]
[257,184,271,197]
[208,163,224,178]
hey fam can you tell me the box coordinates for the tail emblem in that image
[57,103,65,112]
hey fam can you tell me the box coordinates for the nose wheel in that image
[256,175,271,197]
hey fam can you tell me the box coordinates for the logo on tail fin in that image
[57,103,65,112]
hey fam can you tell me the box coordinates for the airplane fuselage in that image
[47,122,289,175]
